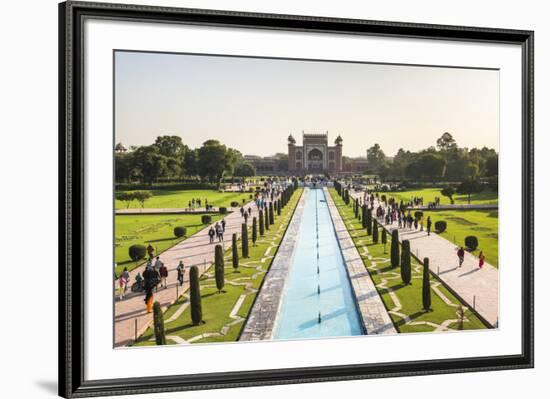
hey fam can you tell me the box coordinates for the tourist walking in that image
[426,216,432,236]
[478,251,485,268]
[457,247,465,267]
[216,223,224,242]
[142,266,158,313]
[208,226,215,243]
[118,270,128,300]
[240,206,244,217]
[159,262,168,289]
[176,260,185,286]
[146,243,154,260]
[221,219,226,232]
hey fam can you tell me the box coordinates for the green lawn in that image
[115,214,222,276]
[423,209,498,267]
[329,188,487,333]
[382,188,498,205]
[115,189,254,209]
[133,188,303,346]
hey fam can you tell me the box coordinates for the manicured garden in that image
[422,209,498,267]
[115,213,222,276]
[381,187,498,205]
[115,189,254,209]
[329,188,486,333]
[132,188,303,346]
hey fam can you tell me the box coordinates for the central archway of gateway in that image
[307,148,324,171]
[272,188,362,339]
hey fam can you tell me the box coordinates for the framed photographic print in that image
[59,1,534,397]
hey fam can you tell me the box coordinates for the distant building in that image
[288,132,343,173]
[343,157,369,173]
[244,154,284,174]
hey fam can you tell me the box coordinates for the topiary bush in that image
[232,233,239,271]
[465,235,479,250]
[214,244,224,293]
[230,201,239,207]
[173,226,187,238]
[218,207,227,215]
[259,210,265,236]
[414,211,424,220]
[241,223,249,258]
[252,217,257,245]
[422,257,431,311]
[153,301,166,345]
[372,219,379,244]
[391,229,400,268]
[401,240,411,285]
[129,244,146,261]
[201,215,212,225]
[189,266,202,325]
[434,221,447,233]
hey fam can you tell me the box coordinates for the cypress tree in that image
[252,217,257,245]
[277,199,281,216]
[361,204,368,228]
[269,202,274,225]
[381,228,387,253]
[265,205,270,230]
[153,301,166,345]
[259,210,264,236]
[273,200,277,216]
[401,239,411,284]
[422,257,432,311]
[190,265,202,325]
[372,219,379,244]
[231,233,239,271]
[391,229,400,268]
[354,198,359,218]
[214,244,224,293]
[241,223,249,258]
[366,208,373,235]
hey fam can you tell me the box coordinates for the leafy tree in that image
[436,132,457,152]
[133,191,152,208]
[232,233,239,271]
[457,178,483,204]
[440,186,456,204]
[464,162,480,179]
[198,140,231,185]
[132,145,169,184]
[485,155,498,177]
[401,240,411,284]
[152,301,166,345]
[252,217,258,245]
[422,257,432,311]
[116,191,135,208]
[183,148,199,177]
[189,266,202,325]
[214,244,224,293]
[391,229,400,268]
[233,162,256,181]
[366,143,387,173]
[406,153,446,179]
[154,135,186,159]
[241,223,249,258]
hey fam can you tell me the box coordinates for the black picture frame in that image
[59,1,534,397]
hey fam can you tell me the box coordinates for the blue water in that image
[272,188,363,340]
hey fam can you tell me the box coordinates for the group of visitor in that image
[456,247,485,269]
[187,197,209,210]
[208,219,226,243]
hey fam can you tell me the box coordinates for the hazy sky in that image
[115,51,499,157]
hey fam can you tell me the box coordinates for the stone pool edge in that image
[239,188,308,341]
[324,187,397,335]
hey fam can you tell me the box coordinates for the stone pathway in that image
[324,188,396,335]
[349,190,498,327]
[239,189,307,341]
[114,200,261,347]
[115,207,223,215]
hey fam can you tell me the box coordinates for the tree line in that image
[115,136,256,185]
[366,132,498,183]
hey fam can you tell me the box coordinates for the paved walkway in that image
[114,200,262,347]
[324,188,396,335]
[349,190,499,327]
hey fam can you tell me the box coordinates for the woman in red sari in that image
[478,251,485,269]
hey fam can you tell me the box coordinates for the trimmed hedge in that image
[129,244,146,261]
[230,201,239,207]
[391,229,400,268]
[465,235,479,250]
[414,211,424,219]
[201,215,212,224]
[401,240,412,285]
[174,226,187,238]
[153,301,166,345]
[434,221,447,233]
[189,266,202,325]
[218,207,227,215]
[422,257,431,311]
[214,244,224,292]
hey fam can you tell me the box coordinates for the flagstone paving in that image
[114,200,261,347]
[349,190,498,327]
